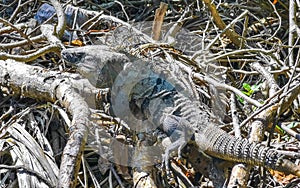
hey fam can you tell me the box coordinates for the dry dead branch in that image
[0,0,300,187]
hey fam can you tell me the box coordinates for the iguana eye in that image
[72,52,86,64]
[74,52,86,62]
[61,51,86,64]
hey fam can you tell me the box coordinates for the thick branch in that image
[49,0,66,38]
[0,59,101,188]
[201,0,242,47]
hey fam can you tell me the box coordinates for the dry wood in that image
[201,0,242,47]
[0,0,299,187]
[152,2,168,41]
[0,59,101,187]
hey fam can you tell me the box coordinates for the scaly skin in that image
[198,125,300,177]
[61,45,300,178]
[163,91,300,177]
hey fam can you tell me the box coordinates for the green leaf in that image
[242,83,252,92]
[242,91,252,96]
[275,125,285,135]
[237,95,244,104]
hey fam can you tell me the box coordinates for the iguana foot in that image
[162,136,186,174]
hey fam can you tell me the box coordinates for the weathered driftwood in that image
[0,59,104,187]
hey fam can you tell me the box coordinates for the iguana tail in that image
[198,127,300,177]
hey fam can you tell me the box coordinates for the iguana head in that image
[61,45,129,87]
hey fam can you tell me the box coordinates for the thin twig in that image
[0,44,60,62]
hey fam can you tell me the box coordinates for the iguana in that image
[61,45,300,181]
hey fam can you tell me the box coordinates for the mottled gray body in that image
[61,45,300,178]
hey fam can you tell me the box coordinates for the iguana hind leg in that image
[162,135,186,171]
[162,115,191,172]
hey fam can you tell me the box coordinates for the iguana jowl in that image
[61,45,300,178]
